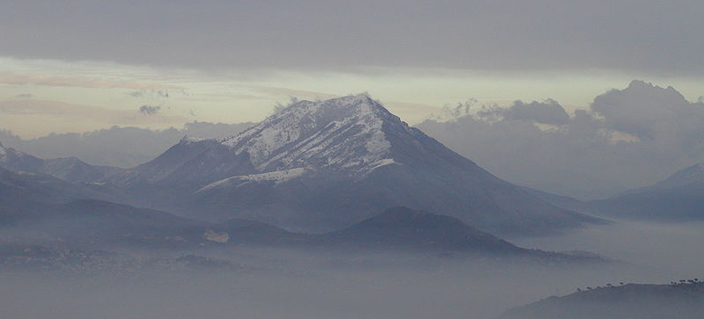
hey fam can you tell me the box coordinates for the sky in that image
[1,0,703,138]
[418,80,704,199]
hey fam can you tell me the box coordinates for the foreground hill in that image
[109,95,601,236]
[501,281,704,319]
[320,206,522,254]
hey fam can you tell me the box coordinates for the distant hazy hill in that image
[501,282,704,319]
[0,141,121,183]
[0,121,253,168]
[588,163,704,221]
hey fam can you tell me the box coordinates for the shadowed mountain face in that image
[0,166,567,257]
[501,282,704,319]
[0,167,120,215]
[0,167,61,224]
[107,95,600,236]
[588,163,704,221]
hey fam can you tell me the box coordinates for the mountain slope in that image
[111,95,602,236]
[588,163,704,221]
[628,163,704,194]
[0,167,119,226]
[520,186,585,211]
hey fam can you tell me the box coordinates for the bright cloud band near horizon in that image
[1,56,704,138]
[1,0,703,138]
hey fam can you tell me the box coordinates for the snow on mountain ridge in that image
[180,135,211,144]
[220,94,400,175]
[196,167,310,193]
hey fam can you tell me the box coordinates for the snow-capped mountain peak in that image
[179,135,210,144]
[220,94,403,174]
[111,94,600,235]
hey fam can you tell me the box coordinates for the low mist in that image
[4,219,702,319]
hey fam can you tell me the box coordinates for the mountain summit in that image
[113,95,601,235]
[220,94,399,175]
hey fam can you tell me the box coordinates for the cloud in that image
[0,72,181,90]
[247,85,337,101]
[248,85,437,124]
[14,93,33,99]
[0,1,701,75]
[418,81,704,199]
[128,90,170,98]
[139,105,161,115]
[0,99,189,138]
[477,99,570,125]
[591,80,698,140]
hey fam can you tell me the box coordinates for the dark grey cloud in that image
[591,81,700,140]
[139,105,161,115]
[418,80,704,199]
[478,99,570,125]
[0,1,702,74]
[129,90,169,98]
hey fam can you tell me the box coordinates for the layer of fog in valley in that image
[514,219,704,280]
[0,248,632,319]
[3,220,703,319]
